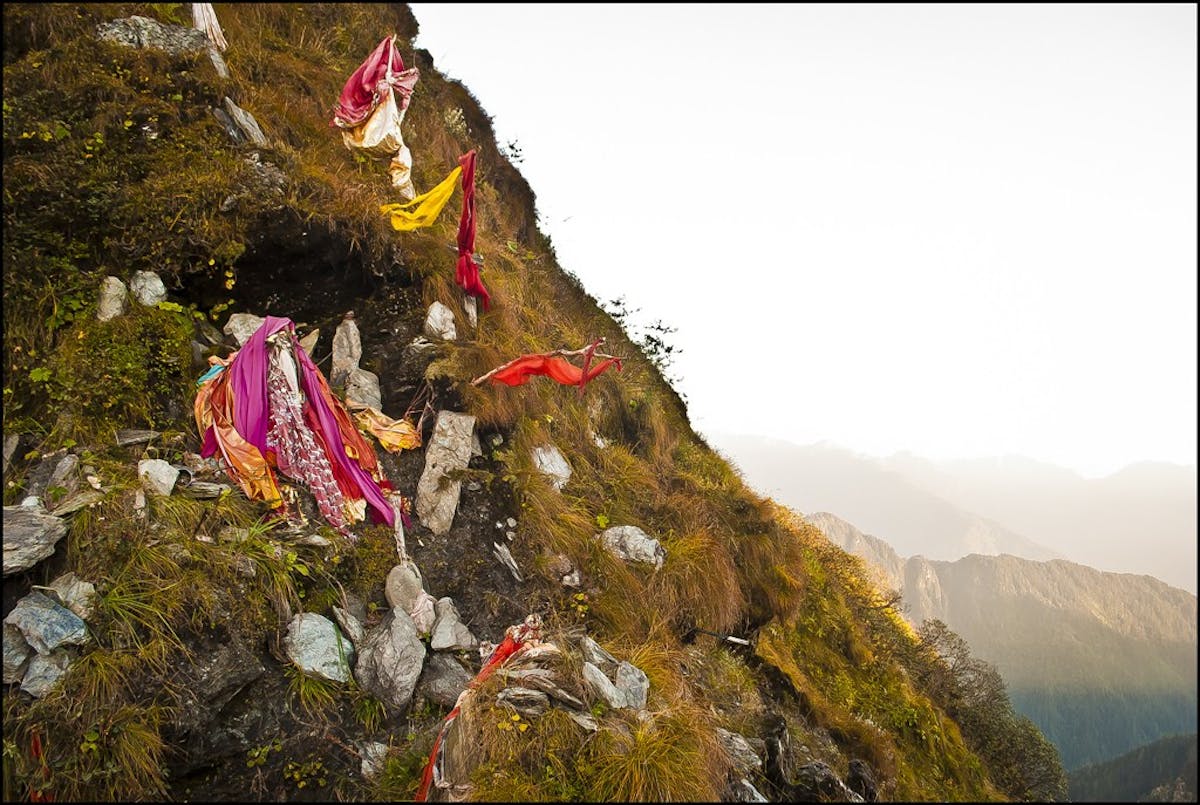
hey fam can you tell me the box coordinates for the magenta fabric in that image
[454,150,491,309]
[333,36,419,128]
[226,316,394,527]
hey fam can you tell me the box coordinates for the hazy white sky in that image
[408,3,1197,479]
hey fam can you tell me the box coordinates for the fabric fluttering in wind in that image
[191,3,227,51]
[471,339,622,393]
[379,162,463,231]
[332,35,420,198]
[453,150,490,310]
[194,316,396,535]
[416,615,545,802]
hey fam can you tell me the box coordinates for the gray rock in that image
[3,506,68,576]
[562,569,582,588]
[179,481,230,499]
[138,458,179,496]
[24,450,79,501]
[345,367,382,412]
[404,336,438,363]
[20,650,73,698]
[531,445,572,491]
[2,433,21,478]
[46,572,97,621]
[354,607,426,710]
[847,759,878,802]
[330,315,362,388]
[297,328,320,357]
[567,710,600,731]
[717,728,763,775]
[462,295,478,329]
[496,686,550,718]
[5,591,89,654]
[580,636,619,672]
[332,606,365,646]
[492,542,523,582]
[792,761,865,803]
[3,622,31,684]
[415,411,476,535]
[384,563,426,613]
[242,152,288,196]
[599,525,665,570]
[222,97,267,146]
[615,660,650,710]
[283,612,354,684]
[130,270,167,306]
[116,428,161,446]
[582,661,627,710]
[504,668,586,710]
[359,741,389,781]
[223,312,265,346]
[208,47,229,79]
[728,778,769,802]
[416,653,472,707]
[430,597,478,652]
[96,15,209,55]
[97,276,128,321]
[423,301,457,341]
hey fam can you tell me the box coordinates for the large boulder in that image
[415,411,476,535]
[3,506,68,576]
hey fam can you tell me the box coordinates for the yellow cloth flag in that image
[353,405,423,453]
[380,164,462,231]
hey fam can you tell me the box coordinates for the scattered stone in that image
[243,152,287,196]
[45,572,97,621]
[179,481,231,500]
[219,193,239,212]
[580,636,619,672]
[503,668,586,710]
[717,728,763,775]
[208,48,229,79]
[138,458,179,497]
[354,607,426,710]
[847,759,878,803]
[728,778,770,803]
[496,686,550,718]
[599,525,665,571]
[505,530,516,541]
[283,612,354,684]
[330,313,362,388]
[404,336,438,362]
[3,622,31,684]
[223,97,267,146]
[20,650,73,699]
[470,432,483,459]
[345,367,382,411]
[582,661,627,710]
[24,450,79,501]
[415,411,476,535]
[298,328,320,356]
[506,517,517,528]
[97,276,128,321]
[416,653,472,707]
[423,301,457,341]
[130,270,167,306]
[333,605,365,646]
[96,15,209,55]
[561,569,581,587]
[615,661,650,710]
[3,506,68,576]
[465,481,481,492]
[430,598,478,652]
[2,433,21,478]
[567,710,600,731]
[492,542,523,582]
[5,591,89,654]
[531,445,572,491]
[223,312,265,346]
[359,741,389,782]
[384,563,427,613]
[792,761,864,803]
[116,428,161,446]
[462,295,478,328]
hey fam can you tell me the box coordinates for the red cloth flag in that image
[454,150,490,309]
[332,35,419,128]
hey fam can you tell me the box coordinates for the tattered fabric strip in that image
[380,163,463,231]
[332,35,419,128]
[454,150,490,309]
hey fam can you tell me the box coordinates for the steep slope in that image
[809,512,1199,770]
[1068,733,1197,802]
[710,433,1062,561]
[1,4,1024,802]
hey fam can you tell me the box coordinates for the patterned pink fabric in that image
[266,350,351,535]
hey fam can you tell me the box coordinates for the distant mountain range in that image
[1068,733,1197,802]
[708,433,1197,593]
[806,511,1198,770]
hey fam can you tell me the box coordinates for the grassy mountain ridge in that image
[4,3,1052,800]
[810,511,1198,769]
[1067,733,1197,802]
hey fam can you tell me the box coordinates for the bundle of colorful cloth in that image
[194,316,397,536]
